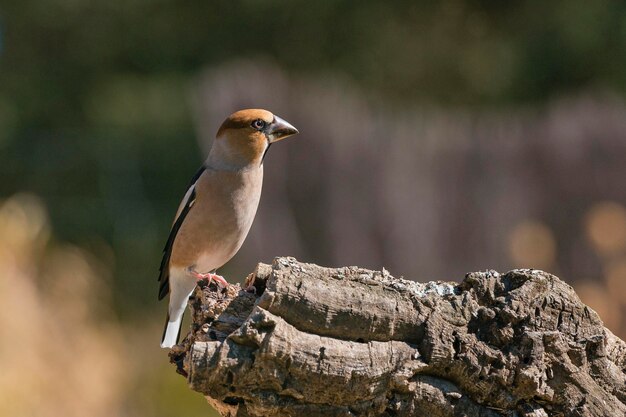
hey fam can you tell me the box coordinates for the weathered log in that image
[169,257,626,417]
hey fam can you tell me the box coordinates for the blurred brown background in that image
[1,1,625,416]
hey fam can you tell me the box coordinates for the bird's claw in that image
[208,273,229,288]
[190,270,229,288]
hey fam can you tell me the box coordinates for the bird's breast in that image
[170,167,263,272]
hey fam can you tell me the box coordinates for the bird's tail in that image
[161,272,197,348]
[161,312,183,348]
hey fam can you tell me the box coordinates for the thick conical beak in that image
[266,115,299,143]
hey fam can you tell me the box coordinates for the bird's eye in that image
[251,119,266,130]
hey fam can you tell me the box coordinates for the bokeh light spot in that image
[508,220,556,270]
[585,201,626,255]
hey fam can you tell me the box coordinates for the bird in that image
[158,109,298,348]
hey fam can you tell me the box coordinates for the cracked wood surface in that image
[169,257,626,417]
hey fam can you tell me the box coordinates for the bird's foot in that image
[190,270,229,288]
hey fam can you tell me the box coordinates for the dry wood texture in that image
[169,257,626,417]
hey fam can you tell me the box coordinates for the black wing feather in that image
[158,166,206,300]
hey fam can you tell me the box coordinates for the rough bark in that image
[169,257,626,417]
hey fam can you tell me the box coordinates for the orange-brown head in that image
[208,109,298,170]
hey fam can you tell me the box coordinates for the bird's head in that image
[208,109,298,170]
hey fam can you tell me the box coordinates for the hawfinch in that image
[158,109,298,348]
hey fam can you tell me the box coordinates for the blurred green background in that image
[1,1,626,416]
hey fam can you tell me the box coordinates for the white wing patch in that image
[173,182,197,225]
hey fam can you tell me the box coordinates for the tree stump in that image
[169,257,626,417]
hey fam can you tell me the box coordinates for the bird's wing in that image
[158,166,206,300]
